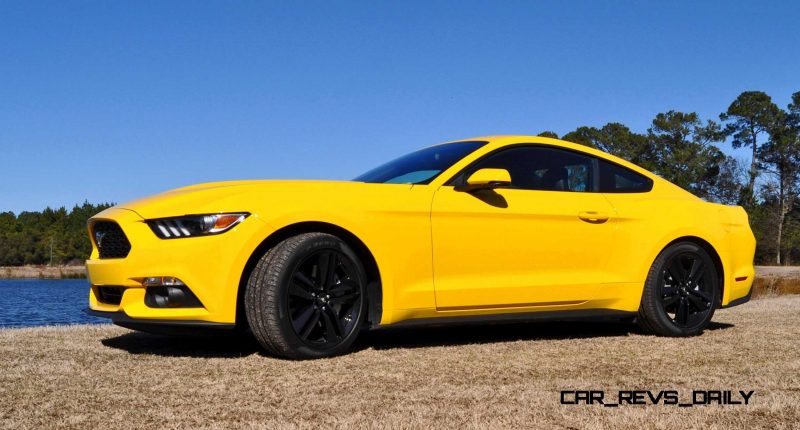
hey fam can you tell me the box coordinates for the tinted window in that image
[455,146,595,192]
[354,140,487,184]
[598,159,653,193]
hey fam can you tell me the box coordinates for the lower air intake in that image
[95,286,125,305]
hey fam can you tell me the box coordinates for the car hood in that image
[117,179,397,219]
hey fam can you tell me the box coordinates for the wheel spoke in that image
[289,281,315,300]
[299,309,321,339]
[688,288,712,304]
[329,281,357,296]
[292,305,316,332]
[675,298,689,325]
[662,294,680,309]
[687,258,705,283]
[325,306,344,337]
[324,252,338,288]
[686,294,707,312]
[316,251,338,288]
[329,292,359,305]
[293,272,316,290]
[668,258,686,284]
[315,252,328,288]
[320,308,341,342]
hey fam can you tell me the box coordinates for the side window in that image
[598,159,653,193]
[458,146,595,192]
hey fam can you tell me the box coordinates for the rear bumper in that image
[723,264,755,307]
[720,206,756,307]
[721,285,752,309]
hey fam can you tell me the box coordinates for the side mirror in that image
[457,168,512,191]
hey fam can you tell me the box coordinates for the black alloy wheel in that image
[659,251,715,329]
[245,233,367,359]
[288,249,362,347]
[638,242,719,336]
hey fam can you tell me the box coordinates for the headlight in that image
[147,213,249,239]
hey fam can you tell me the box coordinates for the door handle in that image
[578,211,609,224]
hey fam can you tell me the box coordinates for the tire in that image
[244,233,367,359]
[637,242,719,337]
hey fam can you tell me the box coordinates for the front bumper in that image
[85,308,235,333]
[86,207,267,325]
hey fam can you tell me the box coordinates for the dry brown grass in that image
[752,277,800,297]
[1,296,799,429]
[753,266,800,297]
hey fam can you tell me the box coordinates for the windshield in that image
[354,140,488,184]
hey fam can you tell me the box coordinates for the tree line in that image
[0,202,113,266]
[540,90,800,265]
[0,90,797,266]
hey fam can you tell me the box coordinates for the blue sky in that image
[1,1,798,213]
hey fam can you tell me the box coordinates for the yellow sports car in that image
[86,136,755,359]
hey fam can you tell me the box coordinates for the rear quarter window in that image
[599,159,653,193]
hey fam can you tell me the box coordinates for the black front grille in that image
[95,286,125,305]
[92,221,131,259]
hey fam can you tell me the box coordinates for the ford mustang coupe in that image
[86,136,755,359]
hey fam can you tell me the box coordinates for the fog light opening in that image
[142,277,203,308]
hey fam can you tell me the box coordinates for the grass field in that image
[1,295,799,429]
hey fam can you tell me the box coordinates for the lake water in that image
[0,279,108,328]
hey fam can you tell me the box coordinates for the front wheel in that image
[244,233,367,359]
[637,242,719,336]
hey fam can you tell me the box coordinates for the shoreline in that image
[0,265,86,279]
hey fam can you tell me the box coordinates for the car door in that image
[430,145,615,309]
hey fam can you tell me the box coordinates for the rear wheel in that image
[637,242,719,336]
[244,233,366,359]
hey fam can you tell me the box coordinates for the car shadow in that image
[100,320,734,358]
[357,319,735,351]
[101,331,261,358]
[361,320,624,351]
[469,189,508,208]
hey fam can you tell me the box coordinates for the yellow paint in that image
[465,168,512,187]
[86,136,755,325]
